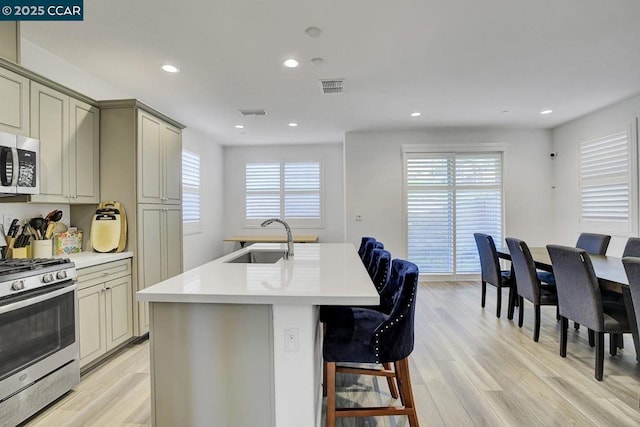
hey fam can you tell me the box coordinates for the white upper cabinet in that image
[137,110,181,205]
[0,66,29,136]
[29,82,69,202]
[70,98,100,203]
[29,82,99,204]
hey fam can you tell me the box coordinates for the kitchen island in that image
[137,243,378,427]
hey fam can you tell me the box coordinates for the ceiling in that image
[20,0,640,145]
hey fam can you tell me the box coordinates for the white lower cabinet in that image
[78,259,133,369]
[137,205,183,334]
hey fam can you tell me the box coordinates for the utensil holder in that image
[31,239,53,259]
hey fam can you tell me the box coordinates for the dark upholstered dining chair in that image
[622,257,640,352]
[573,233,613,332]
[506,238,558,342]
[576,233,611,256]
[323,259,419,426]
[623,238,640,257]
[541,233,612,289]
[547,245,631,381]
[474,233,513,318]
[358,236,376,259]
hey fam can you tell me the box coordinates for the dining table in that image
[496,245,640,361]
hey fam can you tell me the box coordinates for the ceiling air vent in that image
[320,79,345,95]
[239,109,268,116]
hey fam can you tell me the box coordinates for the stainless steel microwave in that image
[0,131,39,195]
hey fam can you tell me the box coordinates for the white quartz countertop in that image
[62,251,134,269]
[137,243,379,306]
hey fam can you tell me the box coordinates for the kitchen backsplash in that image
[0,201,71,236]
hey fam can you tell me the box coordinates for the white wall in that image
[20,39,131,100]
[344,129,555,259]
[223,143,344,253]
[182,128,225,270]
[551,94,640,257]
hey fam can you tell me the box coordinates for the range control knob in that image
[56,270,67,280]
[42,273,54,283]
[11,280,25,291]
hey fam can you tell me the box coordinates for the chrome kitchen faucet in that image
[260,218,293,258]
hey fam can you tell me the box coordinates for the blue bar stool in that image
[323,259,420,426]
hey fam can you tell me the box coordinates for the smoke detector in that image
[320,79,345,95]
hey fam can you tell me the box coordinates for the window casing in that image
[182,150,201,234]
[245,161,323,228]
[404,151,503,278]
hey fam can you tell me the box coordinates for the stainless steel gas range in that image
[0,257,79,426]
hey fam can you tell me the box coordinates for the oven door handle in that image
[0,283,77,315]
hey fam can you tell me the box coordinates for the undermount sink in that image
[225,250,286,264]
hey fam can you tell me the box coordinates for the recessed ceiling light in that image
[288,122,298,127]
[162,64,180,73]
[310,57,324,66]
[540,109,553,115]
[410,112,421,117]
[284,59,299,68]
[305,26,322,38]
[234,124,244,129]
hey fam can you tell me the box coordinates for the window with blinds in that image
[580,131,631,233]
[245,161,322,227]
[182,150,201,233]
[405,152,503,276]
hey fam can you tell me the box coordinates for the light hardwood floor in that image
[25,281,640,426]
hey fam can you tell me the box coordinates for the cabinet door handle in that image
[105,287,111,291]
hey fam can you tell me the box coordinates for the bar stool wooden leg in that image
[323,360,327,397]
[396,357,419,427]
[326,362,336,427]
[382,362,399,399]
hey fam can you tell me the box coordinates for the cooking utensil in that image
[51,211,63,222]
[29,218,46,240]
[45,210,63,226]
[44,222,56,240]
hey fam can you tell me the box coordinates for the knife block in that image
[5,237,28,259]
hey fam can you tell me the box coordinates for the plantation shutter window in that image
[580,131,631,234]
[245,161,323,227]
[182,150,201,233]
[284,162,321,219]
[246,163,281,219]
[405,152,503,277]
